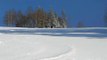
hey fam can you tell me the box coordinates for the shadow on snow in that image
[0,28,107,38]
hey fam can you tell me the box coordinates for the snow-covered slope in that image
[0,27,107,60]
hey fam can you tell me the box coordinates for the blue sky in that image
[0,0,107,27]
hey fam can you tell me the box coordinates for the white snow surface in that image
[0,27,107,60]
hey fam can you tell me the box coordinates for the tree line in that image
[4,7,67,28]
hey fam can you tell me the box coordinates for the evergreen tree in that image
[61,10,67,28]
[48,8,57,28]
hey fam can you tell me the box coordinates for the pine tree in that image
[58,17,63,28]
[61,10,67,28]
[48,8,57,28]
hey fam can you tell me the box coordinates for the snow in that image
[0,27,107,60]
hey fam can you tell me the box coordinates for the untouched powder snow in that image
[0,27,107,60]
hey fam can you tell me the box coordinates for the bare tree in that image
[33,7,47,28]
[4,9,17,26]
[26,7,36,27]
[16,11,23,27]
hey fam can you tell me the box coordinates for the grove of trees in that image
[4,7,67,28]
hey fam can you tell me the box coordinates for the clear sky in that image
[0,0,107,27]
